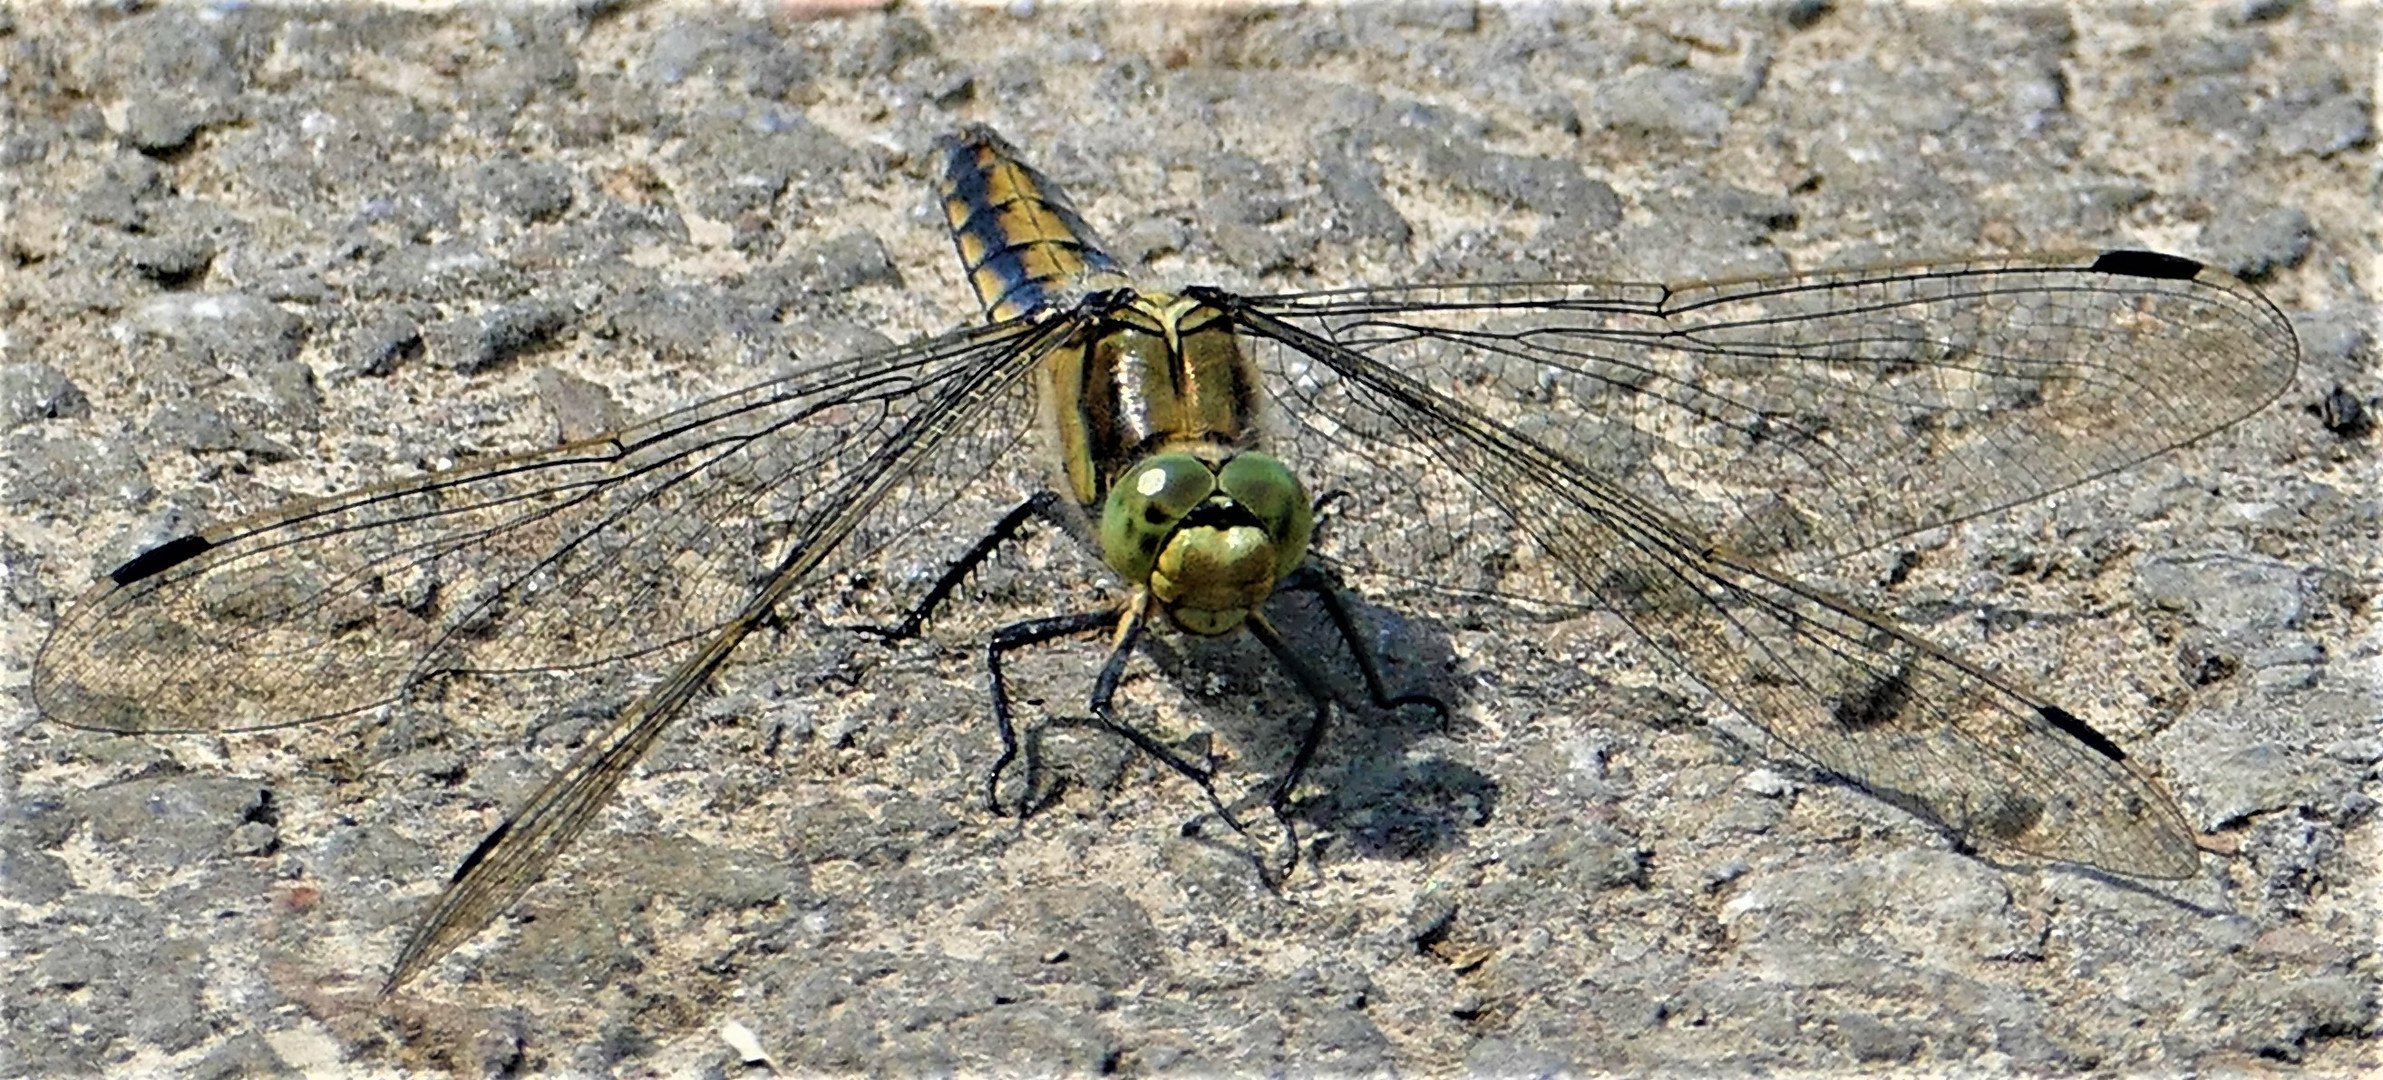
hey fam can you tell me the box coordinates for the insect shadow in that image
[885,516,1495,882]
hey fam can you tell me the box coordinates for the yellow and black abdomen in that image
[940,125,1132,324]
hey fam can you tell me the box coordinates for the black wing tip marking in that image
[108,534,214,586]
[448,817,516,885]
[2089,250,2205,281]
[2038,703,2129,763]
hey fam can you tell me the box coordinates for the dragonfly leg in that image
[1243,614,1346,881]
[1234,566,1449,881]
[986,607,1119,817]
[859,490,1078,641]
[987,594,1262,844]
[1077,603,1259,841]
[1278,563,1450,719]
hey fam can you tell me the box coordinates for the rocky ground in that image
[0,2,2375,1076]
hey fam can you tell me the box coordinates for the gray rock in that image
[248,357,321,427]
[223,821,279,858]
[190,1031,301,1080]
[117,94,206,153]
[2171,34,2258,76]
[0,363,91,427]
[91,7,246,106]
[2134,552,2308,640]
[349,314,427,377]
[2177,733,2317,828]
[0,848,75,907]
[2246,814,2346,916]
[531,366,628,443]
[2328,737,2383,765]
[1835,1010,1923,1062]
[124,963,208,1050]
[74,775,272,870]
[1610,181,1798,281]
[1720,850,2041,970]
[2268,93,2373,157]
[424,300,573,374]
[1424,144,1624,233]
[355,241,524,302]
[353,181,468,244]
[664,105,860,223]
[2200,204,2315,280]
[2233,0,2304,22]
[1462,1038,1582,1078]
[601,283,742,359]
[984,54,1043,100]
[475,156,576,224]
[8,890,219,1068]
[2315,385,2374,438]
[1,431,154,510]
[1314,136,1415,248]
[2220,973,2376,1061]
[1501,818,1649,893]
[742,231,903,310]
[639,22,729,86]
[123,291,304,367]
[953,1003,1115,1076]
[2167,72,2262,141]
[1596,65,1734,142]
[0,126,52,168]
[455,14,581,127]
[142,398,293,460]
[124,234,216,284]
[73,155,171,229]
[2290,306,2375,385]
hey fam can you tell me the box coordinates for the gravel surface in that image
[1,2,2375,1076]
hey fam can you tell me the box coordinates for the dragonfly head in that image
[1100,451,1312,636]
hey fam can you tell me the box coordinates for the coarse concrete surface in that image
[0,1,2375,1076]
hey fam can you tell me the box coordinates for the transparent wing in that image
[34,318,1057,737]
[1225,251,2298,877]
[40,309,1074,989]
[377,314,1071,990]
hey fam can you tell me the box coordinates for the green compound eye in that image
[1100,454,1218,584]
[1215,453,1312,581]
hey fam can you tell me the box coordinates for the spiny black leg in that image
[856,491,1076,642]
[1246,615,1344,805]
[1279,563,1450,720]
[984,600,1252,838]
[986,608,1117,816]
[1245,614,1346,881]
[1079,604,1254,839]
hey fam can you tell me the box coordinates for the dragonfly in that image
[31,125,2301,993]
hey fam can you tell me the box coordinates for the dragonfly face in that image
[1100,446,1313,635]
[28,122,2300,993]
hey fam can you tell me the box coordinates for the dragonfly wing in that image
[1227,252,2295,876]
[365,316,1070,990]
[1644,544,2203,878]
[33,318,1055,736]
[1239,252,2298,575]
[383,603,748,991]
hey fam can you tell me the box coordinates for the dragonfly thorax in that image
[1043,292,1261,511]
[1100,451,1312,636]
